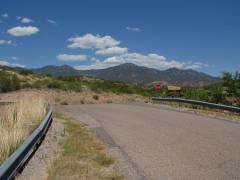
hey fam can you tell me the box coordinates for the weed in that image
[48,115,122,180]
[0,95,47,164]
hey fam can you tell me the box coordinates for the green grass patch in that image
[48,113,123,180]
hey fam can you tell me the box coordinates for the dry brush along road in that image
[56,103,240,180]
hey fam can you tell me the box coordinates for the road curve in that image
[56,103,240,180]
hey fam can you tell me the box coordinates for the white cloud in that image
[11,63,26,68]
[7,26,39,36]
[0,60,10,66]
[18,17,34,23]
[65,32,207,71]
[9,56,19,60]
[74,52,208,71]
[184,62,208,70]
[75,53,184,70]
[95,46,128,56]
[0,39,16,46]
[68,33,120,49]
[90,57,97,61]
[47,19,57,24]
[74,60,112,70]
[0,60,26,68]
[57,54,87,61]
[185,64,202,70]
[1,13,8,18]
[126,26,141,32]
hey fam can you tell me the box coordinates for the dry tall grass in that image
[0,95,47,164]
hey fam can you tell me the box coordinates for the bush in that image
[0,71,20,92]
[183,88,209,101]
[60,101,69,105]
[47,79,64,89]
[209,85,225,104]
[80,99,85,104]
[93,94,99,100]
[18,69,33,75]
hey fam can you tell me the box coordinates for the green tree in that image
[222,72,236,96]
[209,85,225,104]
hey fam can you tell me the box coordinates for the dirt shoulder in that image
[151,101,240,123]
[47,113,122,180]
[16,117,65,180]
[16,112,123,180]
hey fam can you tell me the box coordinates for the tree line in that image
[182,71,240,106]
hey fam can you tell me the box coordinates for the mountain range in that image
[33,63,219,86]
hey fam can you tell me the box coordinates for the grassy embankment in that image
[48,113,122,180]
[0,95,47,164]
[0,66,158,97]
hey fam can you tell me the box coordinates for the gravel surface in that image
[16,118,64,180]
[56,103,240,180]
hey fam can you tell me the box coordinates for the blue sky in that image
[0,0,240,76]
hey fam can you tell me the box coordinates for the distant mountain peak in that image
[33,63,219,86]
[33,64,78,76]
[59,64,75,70]
[61,64,73,68]
[119,63,137,66]
[167,67,180,71]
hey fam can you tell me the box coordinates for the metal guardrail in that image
[0,106,53,180]
[152,97,240,113]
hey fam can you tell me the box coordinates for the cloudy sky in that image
[0,0,240,75]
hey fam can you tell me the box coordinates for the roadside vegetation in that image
[1,65,239,106]
[184,71,240,106]
[158,71,240,107]
[29,76,158,97]
[48,113,122,180]
[0,70,20,92]
[0,95,47,164]
[0,66,158,97]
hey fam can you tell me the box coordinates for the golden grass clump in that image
[0,95,47,164]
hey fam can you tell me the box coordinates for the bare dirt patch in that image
[0,89,147,105]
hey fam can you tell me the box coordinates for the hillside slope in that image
[33,63,219,86]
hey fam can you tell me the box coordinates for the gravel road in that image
[56,103,240,180]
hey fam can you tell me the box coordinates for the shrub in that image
[80,99,85,104]
[209,85,225,104]
[47,79,64,89]
[0,71,20,92]
[60,100,69,105]
[95,153,114,167]
[18,69,33,75]
[183,88,209,101]
[93,94,99,100]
